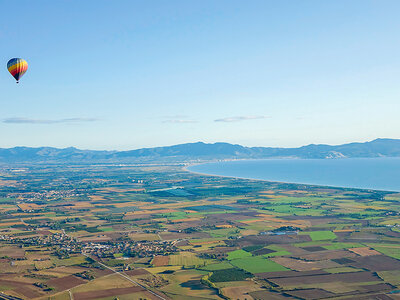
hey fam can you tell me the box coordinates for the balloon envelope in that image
[7,58,28,82]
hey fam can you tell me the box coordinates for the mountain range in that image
[1,138,400,163]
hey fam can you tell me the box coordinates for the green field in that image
[208,268,252,282]
[377,270,400,285]
[99,227,114,232]
[306,231,337,241]
[50,255,87,266]
[207,228,240,238]
[242,245,264,252]
[367,244,400,259]
[262,245,291,257]
[226,249,252,260]
[230,257,289,273]
[201,262,233,271]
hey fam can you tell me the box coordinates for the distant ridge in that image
[1,138,400,163]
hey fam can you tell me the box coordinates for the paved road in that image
[68,289,74,300]
[0,292,23,300]
[82,253,167,300]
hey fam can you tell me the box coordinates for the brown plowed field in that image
[73,286,145,300]
[13,286,43,298]
[0,247,25,259]
[294,249,356,261]
[0,279,42,298]
[124,268,150,276]
[252,248,275,255]
[222,284,261,300]
[349,255,400,271]
[93,268,113,277]
[350,294,393,300]
[47,275,86,291]
[359,283,394,292]
[332,257,355,265]
[269,271,380,286]
[152,256,169,266]
[285,288,334,299]
[256,270,329,279]
[248,290,293,299]
[240,234,312,245]
[271,257,340,271]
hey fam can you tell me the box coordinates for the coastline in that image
[184,159,400,193]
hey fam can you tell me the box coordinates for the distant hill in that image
[1,138,400,163]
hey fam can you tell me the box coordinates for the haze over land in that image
[0,138,400,163]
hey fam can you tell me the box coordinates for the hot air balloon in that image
[7,58,28,83]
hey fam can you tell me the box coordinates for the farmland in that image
[0,163,399,299]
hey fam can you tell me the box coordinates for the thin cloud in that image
[161,115,188,119]
[162,119,197,124]
[214,115,269,123]
[3,117,99,124]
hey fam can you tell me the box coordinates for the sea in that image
[188,158,400,192]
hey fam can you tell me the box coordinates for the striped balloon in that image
[7,58,28,83]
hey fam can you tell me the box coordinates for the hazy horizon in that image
[0,137,397,152]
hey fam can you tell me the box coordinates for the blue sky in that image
[1,0,400,150]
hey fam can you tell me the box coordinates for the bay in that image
[188,158,400,192]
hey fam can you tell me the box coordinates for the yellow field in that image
[169,252,205,267]
[161,269,219,299]
[71,273,134,293]
[46,291,71,300]
[17,203,43,211]
[34,260,54,269]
